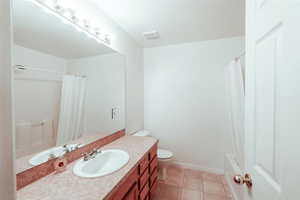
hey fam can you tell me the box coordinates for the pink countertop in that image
[17,135,157,200]
[16,133,113,174]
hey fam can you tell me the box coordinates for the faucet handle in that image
[81,152,90,161]
[81,152,89,157]
[63,144,71,153]
[75,144,82,150]
[96,148,102,153]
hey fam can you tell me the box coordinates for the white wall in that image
[13,45,67,73]
[61,0,144,134]
[0,0,15,198]
[13,45,67,157]
[144,37,244,172]
[67,53,126,136]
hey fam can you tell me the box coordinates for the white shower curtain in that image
[56,75,86,146]
[225,60,245,170]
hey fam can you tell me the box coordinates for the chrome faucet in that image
[63,144,82,153]
[63,144,71,153]
[82,148,102,161]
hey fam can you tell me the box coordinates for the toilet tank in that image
[133,130,151,137]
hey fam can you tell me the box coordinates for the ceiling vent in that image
[143,31,160,40]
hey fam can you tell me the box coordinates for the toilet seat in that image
[158,149,173,159]
[132,130,174,162]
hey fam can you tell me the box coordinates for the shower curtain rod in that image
[14,65,86,78]
[14,64,64,75]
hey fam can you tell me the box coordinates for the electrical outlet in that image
[111,108,119,120]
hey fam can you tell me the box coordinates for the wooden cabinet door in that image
[123,183,138,200]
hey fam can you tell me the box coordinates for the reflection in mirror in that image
[13,0,125,173]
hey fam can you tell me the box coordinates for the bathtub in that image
[224,154,244,200]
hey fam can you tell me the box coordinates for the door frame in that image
[0,0,15,199]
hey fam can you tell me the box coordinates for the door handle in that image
[233,173,253,188]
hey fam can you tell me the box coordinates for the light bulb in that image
[54,4,64,14]
[83,31,93,39]
[93,28,101,37]
[43,0,57,8]
[96,39,104,44]
[103,34,111,43]
[82,19,91,30]
[74,25,83,33]
[64,8,77,22]
[34,0,45,4]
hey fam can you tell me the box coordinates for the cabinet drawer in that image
[123,183,138,200]
[143,195,149,200]
[139,168,149,191]
[139,183,149,200]
[139,155,149,175]
[148,143,157,162]
[149,178,158,199]
[149,157,158,175]
[149,167,158,187]
[110,167,139,200]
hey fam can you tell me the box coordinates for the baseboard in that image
[172,161,224,175]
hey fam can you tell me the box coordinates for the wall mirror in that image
[13,0,126,174]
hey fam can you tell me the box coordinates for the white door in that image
[244,0,300,200]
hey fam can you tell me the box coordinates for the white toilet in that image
[133,130,173,180]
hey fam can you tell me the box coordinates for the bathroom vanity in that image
[16,134,158,200]
[107,142,158,200]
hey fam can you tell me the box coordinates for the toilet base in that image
[158,158,173,180]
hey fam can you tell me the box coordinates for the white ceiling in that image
[92,0,245,47]
[13,0,115,59]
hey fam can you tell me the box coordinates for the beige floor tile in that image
[203,181,226,196]
[181,189,203,200]
[183,176,204,191]
[183,168,203,179]
[202,172,222,183]
[218,175,227,185]
[156,168,233,200]
[164,164,184,187]
[159,183,182,200]
[203,193,232,200]
[223,184,233,198]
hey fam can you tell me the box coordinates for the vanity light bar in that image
[28,0,113,45]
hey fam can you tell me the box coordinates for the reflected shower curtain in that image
[56,75,86,146]
[225,60,245,169]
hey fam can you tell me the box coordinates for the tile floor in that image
[153,163,233,200]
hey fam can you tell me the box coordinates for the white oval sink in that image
[73,149,129,178]
[29,144,80,166]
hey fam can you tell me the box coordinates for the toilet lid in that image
[158,149,173,159]
[133,130,151,137]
